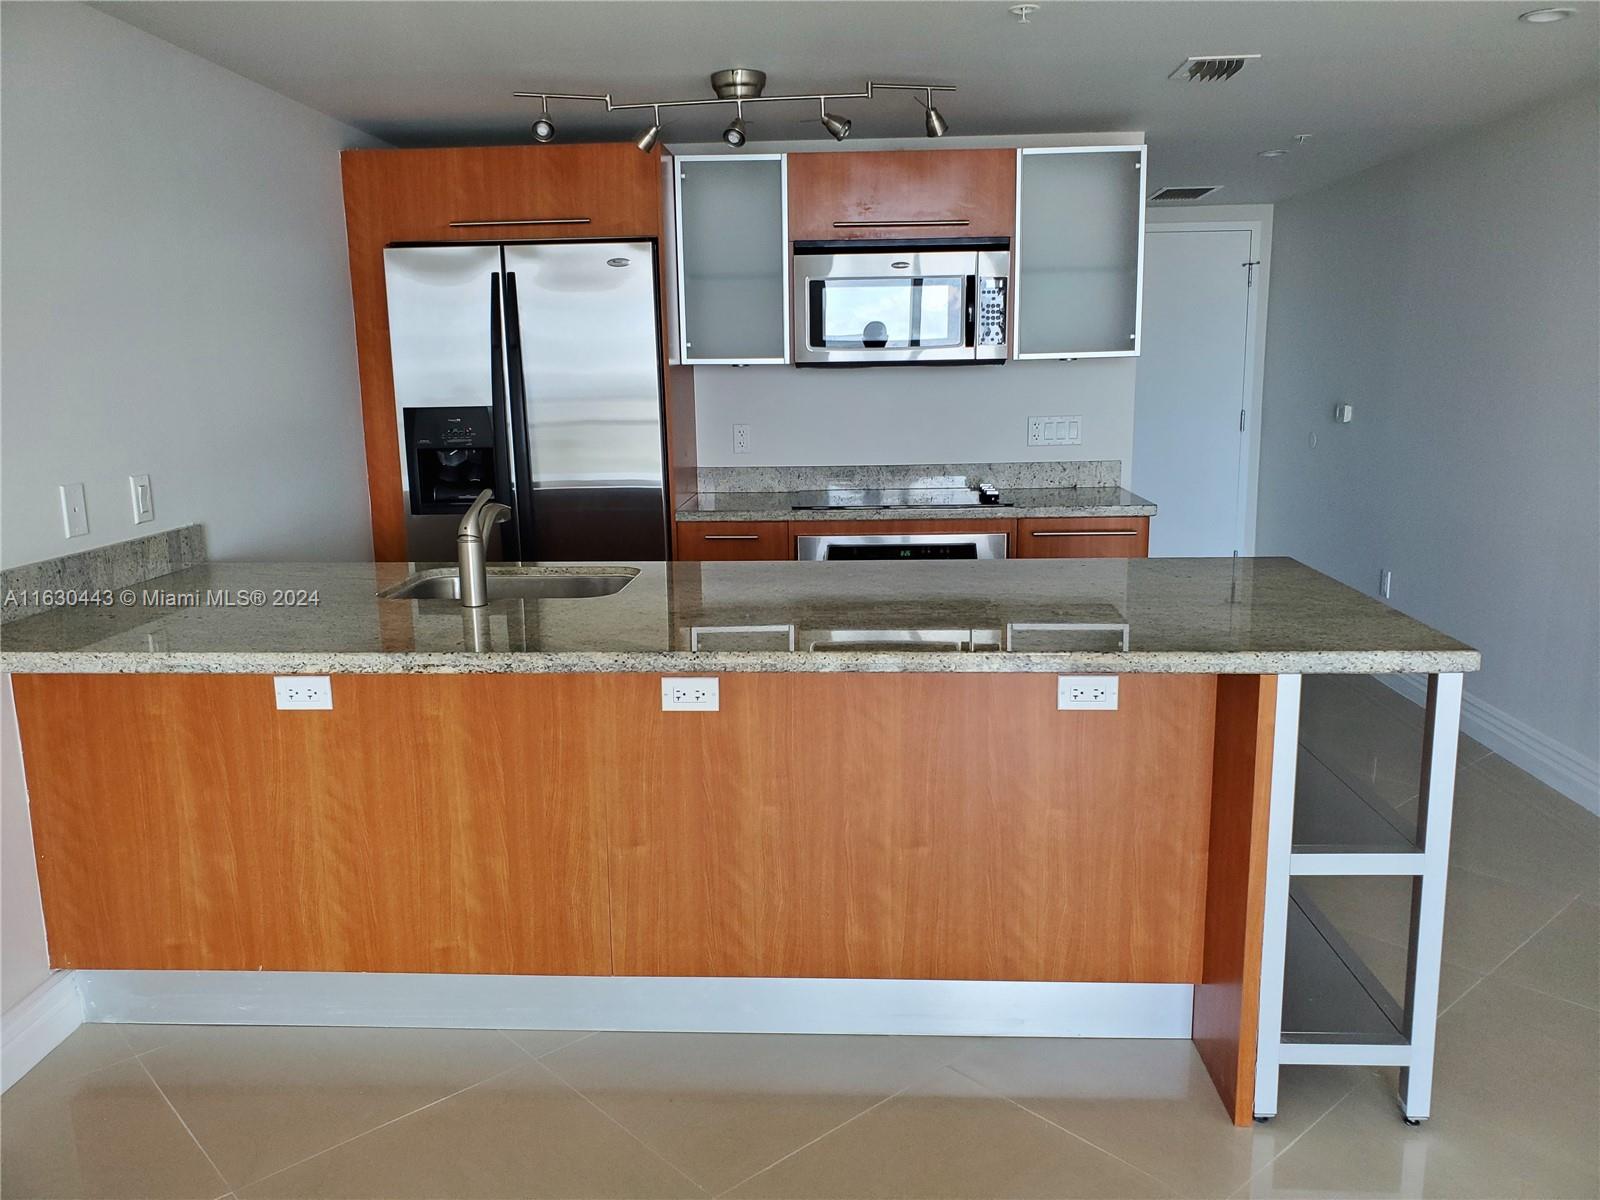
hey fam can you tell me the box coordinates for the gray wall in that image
[1258,83,1600,806]
[0,1,377,569]
[693,359,1135,471]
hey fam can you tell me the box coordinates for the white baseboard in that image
[1381,675,1599,815]
[77,971,1195,1039]
[1,971,83,1092]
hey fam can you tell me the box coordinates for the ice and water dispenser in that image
[401,406,509,562]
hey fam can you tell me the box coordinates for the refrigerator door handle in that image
[501,271,537,558]
[488,273,520,562]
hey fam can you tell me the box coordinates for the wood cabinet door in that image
[1017,516,1150,558]
[787,149,1016,241]
[13,675,618,975]
[676,520,790,560]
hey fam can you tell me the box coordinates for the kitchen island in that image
[2,556,1477,1125]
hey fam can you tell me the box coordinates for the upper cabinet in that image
[341,144,663,244]
[787,149,1016,242]
[673,155,789,364]
[1014,146,1146,359]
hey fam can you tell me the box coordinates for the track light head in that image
[530,99,556,143]
[924,105,948,138]
[821,111,851,141]
[722,115,747,147]
[635,106,662,152]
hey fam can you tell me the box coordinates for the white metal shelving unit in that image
[1253,673,1464,1124]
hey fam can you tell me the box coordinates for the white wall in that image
[694,359,1136,469]
[0,2,377,568]
[1258,83,1600,807]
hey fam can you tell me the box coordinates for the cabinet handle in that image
[1030,529,1139,537]
[832,219,970,229]
[448,218,592,228]
[702,534,760,541]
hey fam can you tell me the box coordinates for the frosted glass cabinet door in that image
[675,155,788,363]
[1016,147,1146,358]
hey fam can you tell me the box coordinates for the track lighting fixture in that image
[634,105,662,152]
[723,103,748,147]
[513,71,953,150]
[818,97,852,141]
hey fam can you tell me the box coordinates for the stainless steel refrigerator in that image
[384,241,668,562]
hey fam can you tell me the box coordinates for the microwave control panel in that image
[977,278,1008,346]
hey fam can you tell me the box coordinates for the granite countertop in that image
[0,557,1480,677]
[677,486,1157,522]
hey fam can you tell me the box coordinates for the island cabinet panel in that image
[675,520,790,561]
[1016,517,1150,558]
[12,674,618,976]
[609,672,1217,982]
[787,149,1017,241]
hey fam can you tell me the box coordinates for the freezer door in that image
[503,241,667,561]
[383,245,512,559]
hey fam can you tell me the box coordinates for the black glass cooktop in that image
[790,488,1011,510]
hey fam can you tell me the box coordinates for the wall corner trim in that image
[1,971,83,1092]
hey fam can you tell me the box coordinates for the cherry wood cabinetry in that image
[675,520,790,561]
[13,669,1273,1122]
[1016,516,1150,558]
[787,149,1016,242]
[341,144,689,561]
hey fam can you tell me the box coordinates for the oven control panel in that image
[977,277,1008,346]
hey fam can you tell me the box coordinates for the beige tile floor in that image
[3,675,1596,1199]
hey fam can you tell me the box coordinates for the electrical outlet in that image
[732,424,751,455]
[59,483,89,538]
[274,676,333,710]
[1027,415,1082,447]
[129,474,154,524]
[1379,569,1392,600]
[1058,675,1119,711]
[662,676,720,712]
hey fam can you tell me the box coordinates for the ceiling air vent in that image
[1169,55,1261,82]
[1149,186,1222,203]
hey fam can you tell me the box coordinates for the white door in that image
[1132,228,1255,556]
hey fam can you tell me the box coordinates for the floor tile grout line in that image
[1483,973,1600,1015]
[1438,894,1580,1019]
[135,1055,232,1195]
[709,1067,938,1197]
[528,1057,710,1196]
[943,1063,1181,1196]
[1227,1073,1368,1199]
[223,1059,530,1194]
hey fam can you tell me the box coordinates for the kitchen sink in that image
[379,567,637,602]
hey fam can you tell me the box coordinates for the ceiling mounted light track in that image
[513,70,955,149]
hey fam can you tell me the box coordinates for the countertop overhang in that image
[0,557,1480,677]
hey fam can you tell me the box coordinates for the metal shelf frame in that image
[1253,672,1464,1123]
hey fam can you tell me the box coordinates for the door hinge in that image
[1239,409,1247,432]
[1243,259,1261,286]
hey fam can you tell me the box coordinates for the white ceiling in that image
[97,0,1599,203]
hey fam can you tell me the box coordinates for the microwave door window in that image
[815,278,963,349]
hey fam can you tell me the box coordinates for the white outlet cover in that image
[1057,675,1119,711]
[732,424,751,455]
[274,675,333,710]
[662,676,720,711]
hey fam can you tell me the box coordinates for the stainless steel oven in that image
[795,532,1009,560]
[792,241,1009,366]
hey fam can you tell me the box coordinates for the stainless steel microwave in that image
[792,240,1009,366]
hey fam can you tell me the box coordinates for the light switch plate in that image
[129,474,154,524]
[662,676,720,711]
[59,483,89,538]
[274,676,333,710]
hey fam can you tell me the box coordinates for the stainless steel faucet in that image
[457,489,511,608]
